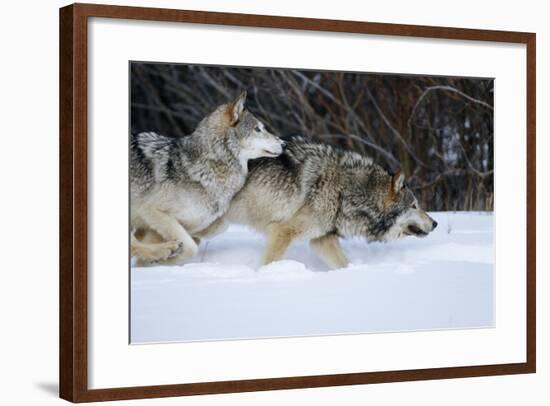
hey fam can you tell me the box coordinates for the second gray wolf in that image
[130,92,285,265]
[202,137,438,269]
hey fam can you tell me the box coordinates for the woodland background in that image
[131,63,494,211]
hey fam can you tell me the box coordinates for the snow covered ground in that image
[130,212,494,344]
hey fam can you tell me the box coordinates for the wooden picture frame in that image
[59,3,536,402]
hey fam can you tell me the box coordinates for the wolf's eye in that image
[254,126,261,132]
[412,203,418,209]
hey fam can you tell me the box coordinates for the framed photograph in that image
[59,3,536,402]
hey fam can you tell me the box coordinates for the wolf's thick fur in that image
[130,92,285,265]
[203,137,437,269]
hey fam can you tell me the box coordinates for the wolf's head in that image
[200,92,285,162]
[339,167,437,242]
[381,171,438,240]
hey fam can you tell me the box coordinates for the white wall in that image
[0,0,546,404]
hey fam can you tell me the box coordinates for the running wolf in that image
[204,136,437,269]
[130,91,286,264]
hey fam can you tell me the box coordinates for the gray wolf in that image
[130,91,285,265]
[202,136,437,269]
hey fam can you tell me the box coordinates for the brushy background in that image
[130,63,494,212]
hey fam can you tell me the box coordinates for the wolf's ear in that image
[392,170,405,194]
[228,91,247,126]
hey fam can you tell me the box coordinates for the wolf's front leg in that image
[262,223,295,265]
[139,208,199,263]
[309,234,349,269]
[195,216,229,239]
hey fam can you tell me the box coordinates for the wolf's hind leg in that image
[310,234,349,270]
[139,208,198,262]
[262,224,295,265]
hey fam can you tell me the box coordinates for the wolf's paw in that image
[157,241,184,261]
[135,241,184,266]
[163,241,199,265]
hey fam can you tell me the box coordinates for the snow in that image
[131,212,494,344]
